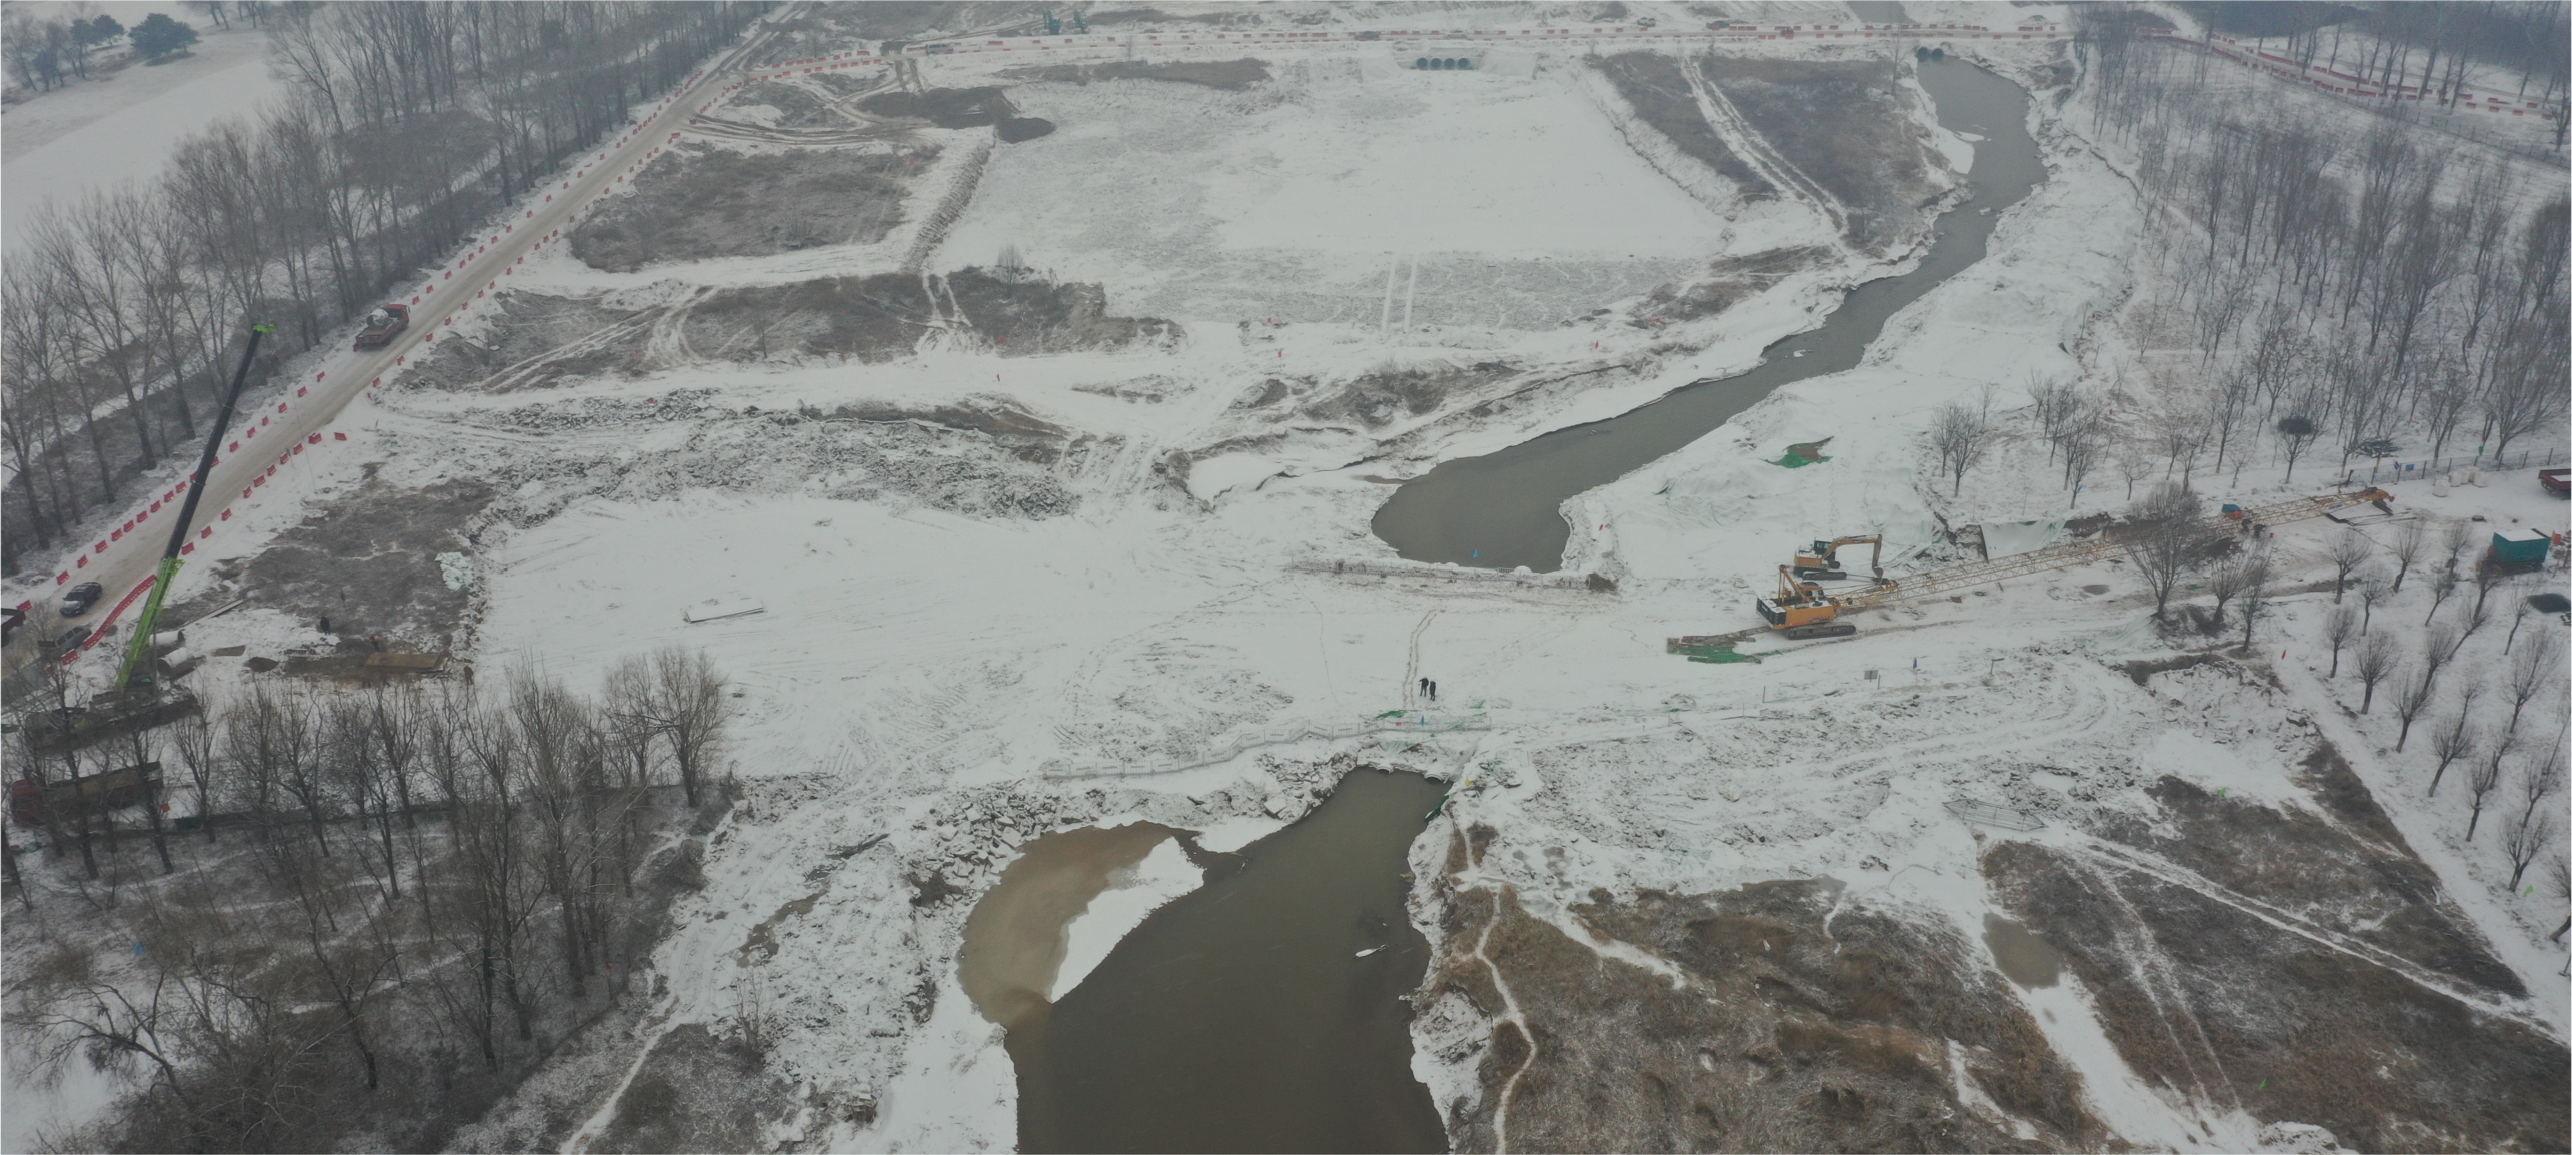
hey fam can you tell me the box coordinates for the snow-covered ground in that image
[2,15,285,251]
[10,2,2564,1149]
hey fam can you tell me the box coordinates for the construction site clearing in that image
[1733,487,2395,643]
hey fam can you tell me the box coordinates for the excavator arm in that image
[1791,534,1885,579]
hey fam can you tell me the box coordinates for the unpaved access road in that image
[6,5,813,683]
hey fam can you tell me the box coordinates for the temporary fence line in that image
[897,21,2069,60]
[2346,447,2567,488]
[1042,711,1494,780]
[2145,28,2565,121]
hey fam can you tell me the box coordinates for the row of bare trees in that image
[7,647,732,1152]
[2008,8,2571,514]
[1,2,766,576]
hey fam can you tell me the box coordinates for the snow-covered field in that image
[10,2,2566,1150]
[2,17,285,251]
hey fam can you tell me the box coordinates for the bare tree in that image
[2439,518,2476,576]
[2274,414,2322,484]
[2423,569,2458,625]
[2508,737,2565,854]
[2237,568,2268,649]
[2387,519,2428,593]
[2506,630,2561,734]
[2504,807,2557,892]
[2322,604,2359,676]
[2354,632,2401,713]
[2547,851,2570,946]
[2392,668,2438,751]
[2126,483,2207,621]
[2354,564,2392,632]
[1927,399,1995,498]
[2205,555,2263,626]
[2325,531,2372,603]
[2429,697,2479,796]
[648,646,733,810]
[2465,729,2513,840]
[2421,621,2466,686]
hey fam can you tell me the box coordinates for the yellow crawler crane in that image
[1753,489,2393,641]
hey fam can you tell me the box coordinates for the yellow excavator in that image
[1790,534,1884,580]
[1751,488,2393,642]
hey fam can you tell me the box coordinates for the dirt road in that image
[5,6,809,687]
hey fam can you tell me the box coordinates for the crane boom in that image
[114,325,270,692]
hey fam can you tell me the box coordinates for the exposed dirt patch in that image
[1639,245,1834,322]
[859,86,1017,128]
[593,1023,800,1153]
[1705,56,1938,251]
[1297,362,1520,429]
[996,116,1056,142]
[677,270,1176,362]
[1003,57,1272,90]
[1423,870,2099,1152]
[1594,52,1774,197]
[570,144,933,270]
[1984,761,2566,1153]
[409,271,1176,391]
[181,476,494,649]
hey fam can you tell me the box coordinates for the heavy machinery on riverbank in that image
[1700,488,2396,647]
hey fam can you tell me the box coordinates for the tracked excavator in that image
[1747,489,2393,643]
[24,326,271,754]
[1790,534,1883,580]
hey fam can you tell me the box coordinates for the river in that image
[1369,58,2046,572]
[965,56,2044,1155]
[966,770,1451,1153]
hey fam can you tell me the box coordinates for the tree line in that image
[1924,6,2566,511]
[2,2,769,577]
[6,647,736,1152]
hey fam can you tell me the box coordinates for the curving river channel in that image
[966,60,2047,1155]
[1371,58,2047,572]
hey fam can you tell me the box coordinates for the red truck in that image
[353,303,411,351]
[2540,467,2568,497]
[10,761,168,826]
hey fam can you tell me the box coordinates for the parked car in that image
[59,581,104,617]
[2539,467,2567,496]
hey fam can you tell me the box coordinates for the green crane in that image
[113,324,271,693]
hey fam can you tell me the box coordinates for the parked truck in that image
[353,303,410,350]
[9,761,179,827]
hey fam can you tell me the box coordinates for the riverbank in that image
[15,7,2562,1151]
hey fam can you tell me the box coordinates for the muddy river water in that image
[964,770,1449,1152]
[962,60,2047,1155]
[1371,58,2046,572]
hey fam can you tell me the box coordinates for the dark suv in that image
[60,582,104,617]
